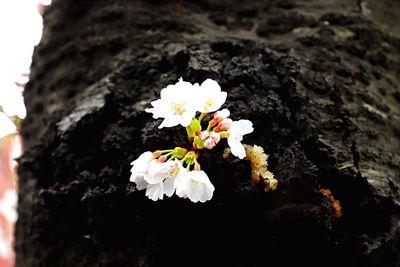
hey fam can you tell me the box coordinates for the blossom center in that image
[168,163,180,176]
[204,98,215,109]
[171,103,185,115]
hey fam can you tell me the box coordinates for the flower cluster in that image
[130,78,274,203]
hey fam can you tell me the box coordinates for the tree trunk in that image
[17,0,400,266]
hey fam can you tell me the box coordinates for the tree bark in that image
[17,0,400,266]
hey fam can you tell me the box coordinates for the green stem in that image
[198,113,206,124]
[206,123,213,132]
[159,149,174,154]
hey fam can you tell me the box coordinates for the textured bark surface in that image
[17,0,400,266]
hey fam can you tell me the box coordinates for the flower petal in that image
[146,160,169,184]
[180,110,195,127]
[158,114,181,128]
[228,138,246,159]
[185,171,215,203]
[163,176,177,197]
[237,120,254,136]
[146,183,164,201]
[133,176,148,190]
[200,79,221,94]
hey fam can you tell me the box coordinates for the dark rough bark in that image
[17,0,400,266]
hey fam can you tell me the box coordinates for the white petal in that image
[200,79,221,94]
[228,138,246,159]
[146,183,164,201]
[185,171,215,203]
[130,151,153,168]
[161,78,194,101]
[146,160,169,184]
[130,172,143,183]
[158,114,181,128]
[163,176,177,197]
[213,91,227,111]
[176,171,189,198]
[198,184,213,203]
[133,176,148,190]
[180,111,195,127]
[130,152,154,182]
[237,120,254,136]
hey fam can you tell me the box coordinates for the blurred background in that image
[0,1,51,266]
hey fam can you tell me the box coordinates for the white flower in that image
[196,79,227,113]
[130,151,154,190]
[146,159,183,198]
[176,170,215,203]
[145,183,164,201]
[130,157,186,201]
[227,120,254,159]
[145,78,197,128]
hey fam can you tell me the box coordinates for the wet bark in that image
[17,0,400,266]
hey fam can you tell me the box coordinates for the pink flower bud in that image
[209,132,221,143]
[208,118,218,128]
[198,130,209,141]
[213,109,230,122]
[194,162,201,171]
[204,138,216,149]
[217,118,232,131]
[152,150,161,157]
[158,155,167,162]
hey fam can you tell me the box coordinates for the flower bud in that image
[173,147,188,158]
[158,155,167,162]
[204,138,216,149]
[213,109,230,122]
[209,132,221,143]
[198,130,209,141]
[194,162,201,171]
[152,150,161,157]
[194,136,204,149]
[215,118,232,132]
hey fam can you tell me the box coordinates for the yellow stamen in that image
[204,98,215,110]
[171,103,185,115]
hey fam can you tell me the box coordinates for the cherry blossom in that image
[196,79,227,113]
[145,78,197,128]
[176,170,214,203]
[130,153,189,201]
[146,159,183,197]
[129,78,275,203]
[227,120,254,159]
[129,151,154,190]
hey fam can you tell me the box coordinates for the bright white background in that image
[0,1,50,266]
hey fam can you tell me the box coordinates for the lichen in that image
[244,144,277,192]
